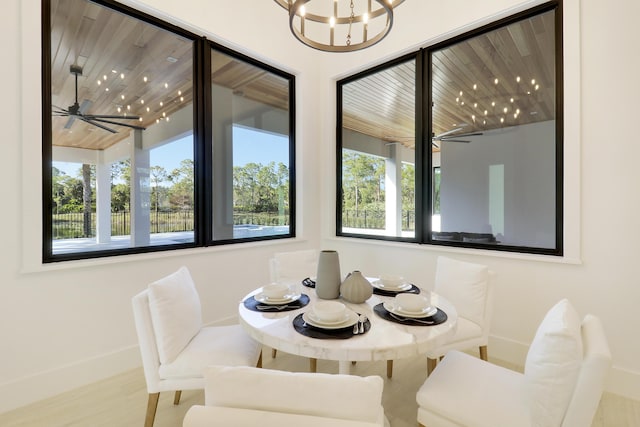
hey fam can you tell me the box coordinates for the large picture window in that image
[43,0,295,262]
[337,2,562,255]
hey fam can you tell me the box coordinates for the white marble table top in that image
[238,280,458,374]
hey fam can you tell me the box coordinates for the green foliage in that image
[342,150,385,213]
[52,159,288,220]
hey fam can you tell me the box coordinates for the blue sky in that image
[54,125,289,180]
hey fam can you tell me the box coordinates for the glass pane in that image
[50,0,195,255]
[340,59,417,238]
[431,9,556,249]
[210,50,292,241]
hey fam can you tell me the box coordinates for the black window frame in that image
[336,1,563,256]
[42,0,296,263]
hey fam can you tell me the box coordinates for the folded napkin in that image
[243,294,310,312]
[373,303,447,326]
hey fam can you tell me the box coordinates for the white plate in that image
[383,302,438,318]
[372,280,413,292]
[254,292,302,305]
[303,310,359,329]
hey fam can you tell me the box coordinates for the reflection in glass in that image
[431,9,557,249]
[210,50,292,241]
[339,58,416,238]
[49,0,195,255]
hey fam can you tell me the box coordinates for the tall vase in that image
[315,250,341,299]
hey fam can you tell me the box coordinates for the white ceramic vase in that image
[340,270,373,303]
[315,250,341,299]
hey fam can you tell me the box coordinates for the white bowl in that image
[312,301,347,323]
[379,274,405,287]
[262,283,290,299]
[395,293,430,313]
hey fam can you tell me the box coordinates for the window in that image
[209,47,294,242]
[338,55,418,239]
[337,2,562,256]
[43,0,295,262]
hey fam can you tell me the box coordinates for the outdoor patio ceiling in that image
[51,0,554,153]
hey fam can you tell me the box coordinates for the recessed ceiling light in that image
[166,56,178,63]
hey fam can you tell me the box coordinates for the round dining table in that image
[238,279,458,375]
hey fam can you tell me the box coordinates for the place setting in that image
[370,275,421,296]
[374,293,447,326]
[292,301,371,339]
[243,283,309,312]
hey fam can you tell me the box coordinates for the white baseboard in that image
[3,326,637,415]
[0,315,238,414]
[0,345,142,414]
[489,334,640,401]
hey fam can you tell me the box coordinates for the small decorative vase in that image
[315,250,342,299]
[340,270,373,303]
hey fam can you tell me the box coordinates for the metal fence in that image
[52,210,288,239]
[342,209,415,231]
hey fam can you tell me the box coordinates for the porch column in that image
[385,144,403,236]
[131,129,151,246]
[211,84,234,240]
[95,151,112,244]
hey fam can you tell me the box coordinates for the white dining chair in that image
[132,266,262,427]
[183,366,390,427]
[269,249,318,284]
[268,249,318,367]
[386,256,493,378]
[416,299,611,427]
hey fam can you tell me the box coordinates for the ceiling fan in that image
[431,127,483,148]
[52,65,146,134]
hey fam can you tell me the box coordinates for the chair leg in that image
[256,350,263,368]
[386,360,394,378]
[310,358,317,372]
[479,345,488,361]
[272,348,277,358]
[427,357,438,375]
[144,393,160,427]
[173,390,182,405]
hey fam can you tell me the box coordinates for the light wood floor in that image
[1,350,638,427]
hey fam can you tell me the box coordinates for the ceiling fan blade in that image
[433,127,464,139]
[84,114,142,120]
[440,139,470,143]
[78,117,117,133]
[89,117,146,130]
[440,132,483,139]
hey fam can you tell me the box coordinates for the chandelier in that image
[274,0,405,52]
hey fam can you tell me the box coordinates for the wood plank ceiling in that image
[50,1,554,154]
[342,9,556,151]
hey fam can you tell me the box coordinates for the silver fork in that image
[389,312,435,325]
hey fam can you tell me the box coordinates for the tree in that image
[341,150,385,214]
[168,159,194,210]
[150,166,169,211]
[111,160,130,212]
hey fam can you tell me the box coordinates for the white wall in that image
[1,0,639,414]
[439,121,556,248]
